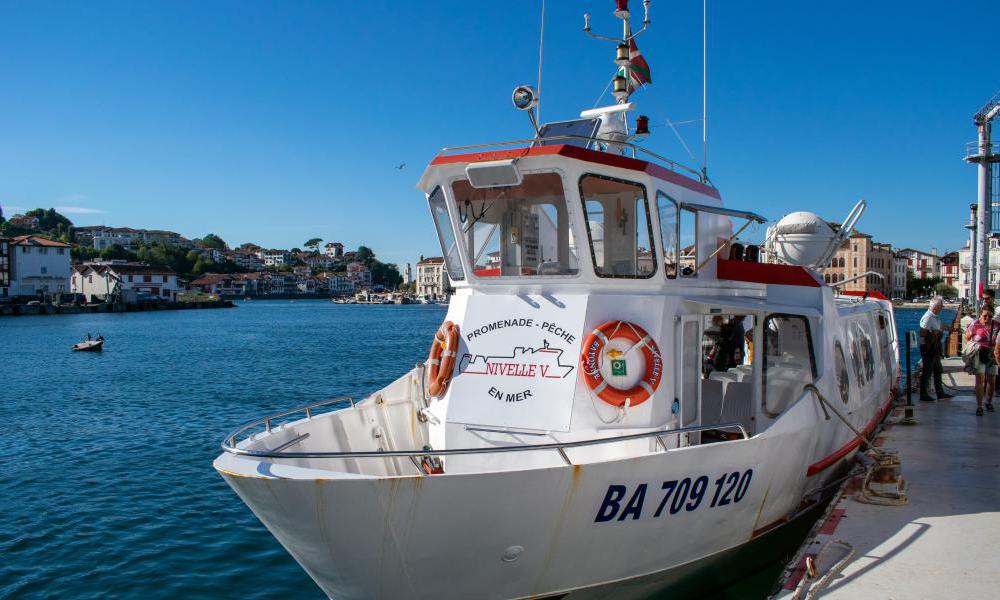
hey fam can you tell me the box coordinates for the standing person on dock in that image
[919,297,952,401]
[964,306,999,416]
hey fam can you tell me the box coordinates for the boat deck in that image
[775,357,1000,599]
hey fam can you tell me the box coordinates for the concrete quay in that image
[775,358,1000,599]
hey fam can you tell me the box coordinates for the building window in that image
[129,275,134,282]
[162,275,168,283]
[57,248,65,255]
[41,266,47,274]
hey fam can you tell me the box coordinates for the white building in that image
[91,227,190,250]
[71,261,180,302]
[8,235,71,297]
[891,253,907,299]
[225,251,264,271]
[957,239,1000,300]
[0,237,11,298]
[324,242,344,259]
[897,247,940,280]
[416,256,450,300]
[259,249,291,267]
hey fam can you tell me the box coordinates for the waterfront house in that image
[305,254,335,270]
[8,214,40,230]
[346,261,372,289]
[258,249,291,267]
[892,252,908,299]
[72,261,180,302]
[821,232,893,296]
[90,227,191,250]
[224,250,264,271]
[8,235,72,298]
[416,256,450,300]
[324,242,344,259]
[0,237,10,298]
[189,273,257,296]
[897,247,941,281]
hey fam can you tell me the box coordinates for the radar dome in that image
[765,211,839,267]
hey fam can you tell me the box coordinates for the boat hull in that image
[215,404,840,600]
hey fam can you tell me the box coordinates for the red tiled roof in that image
[418,257,445,264]
[10,235,71,247]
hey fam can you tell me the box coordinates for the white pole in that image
[702,0,708,179]
[976,122,991,304]
[536,0,545,124]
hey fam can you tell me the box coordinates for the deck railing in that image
[220,398,748,466]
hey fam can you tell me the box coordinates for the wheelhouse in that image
[418,143,748,291]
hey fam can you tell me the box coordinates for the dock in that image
[774,357,1000,598]
[0,299,234,317]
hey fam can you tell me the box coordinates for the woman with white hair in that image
[919,297,951,401]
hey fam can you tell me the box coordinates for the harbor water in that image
[0,303,945,598]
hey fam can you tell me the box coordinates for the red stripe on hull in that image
[806,394,894,476]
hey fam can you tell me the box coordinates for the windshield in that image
[428,187,465,280]
[452,173,579,277]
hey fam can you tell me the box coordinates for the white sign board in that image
[447,294,587,432]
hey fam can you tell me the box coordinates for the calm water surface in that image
[0,303,942,599]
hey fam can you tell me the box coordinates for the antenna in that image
[583,0,651,105]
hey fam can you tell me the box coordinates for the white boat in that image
[214,5,899,598]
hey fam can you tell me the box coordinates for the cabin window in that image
[679,206,697,276]
[427,187,465,280]
[656,192,678,278]
[762,314,816,416]
[835,341,850,404]
[452,173,578,277]
[579,174,656,278]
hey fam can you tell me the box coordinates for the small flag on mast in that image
[617,38,651,91]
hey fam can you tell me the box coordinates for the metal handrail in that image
[221,405,749,459]
[224,396,355,446]
[437,135,707,182]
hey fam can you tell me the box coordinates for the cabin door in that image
[676,315,702,442]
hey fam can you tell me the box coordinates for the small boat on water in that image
[72,335,104,352]
[215,4,899,598]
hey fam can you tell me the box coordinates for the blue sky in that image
[0,1,994,266]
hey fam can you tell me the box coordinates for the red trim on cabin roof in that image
[430,144,721,199]
[716,258,822,288]
[839,290,889,301]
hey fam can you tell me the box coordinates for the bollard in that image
[902,330,917,424]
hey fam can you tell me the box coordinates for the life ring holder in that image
[426,321,459,397]
[580,320,663,409]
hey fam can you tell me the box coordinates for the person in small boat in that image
[919,297,952,401]
[964,306,1000,416]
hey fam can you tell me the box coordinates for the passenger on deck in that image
[919,297,952,402]
[964,306,1000,416]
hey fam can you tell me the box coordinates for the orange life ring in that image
[427,321,459,397]
[580,320,663,408]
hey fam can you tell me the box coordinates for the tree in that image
[0,204,5,225]
[356,245,375,264]
[201,233,227,250]
[304,238,323,253]
[935,282,958,298]
[25,208,73,232]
